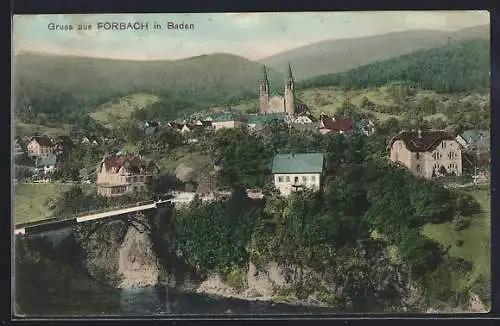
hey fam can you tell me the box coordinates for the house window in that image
[416,153,421,160]
[448,151,457,159]
[133,176,138,182]
[140,176,144,182]
[278,176,283,182]
[311,176,316,182]
[126,177,132,183]
[442,142,447,149]
[448,163,456,170]
[399,142,403,149]
[294,176,299,183]
[285,176,290,182]
[302,176,307,182]
[416,164,421,172]
[432,152,442,160]
[433,164,440,170]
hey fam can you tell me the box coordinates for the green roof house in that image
[246,113,287,132]
[456,129,490,152]
[35,153,58,174]
[271,153,324,196]
[212,112,245,130]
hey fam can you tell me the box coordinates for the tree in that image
[211,128,272,189]
[360,96,376,110]
[48,185,86,218]
[377,117,401,136]
[411,182,454,224]
[174,194,259,274]
[146,173,183,195]
[396,229,443,279]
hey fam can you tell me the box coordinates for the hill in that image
[298,39,490,94]
[89,93,161,127]
[260,25,489,80]
[13,53,284,123]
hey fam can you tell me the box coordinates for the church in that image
[259,64,308,116]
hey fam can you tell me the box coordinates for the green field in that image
[232,85,460,122]
[89,93,161,127]
[14,120,73,138]
[13,183,97,225]
[296,86,451,120]
[422,186,491,302]
[154,146,212,175]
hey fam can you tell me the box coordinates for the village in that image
[13,65,490,204]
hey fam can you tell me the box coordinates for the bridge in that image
[14,190,264,236]
[13,192,199,236]
[14,199,167,236]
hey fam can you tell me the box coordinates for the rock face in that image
[72,219,486,313]
[117,225,160,289]
[75,217,161,289]
[195,262,289,302]
[75,220,129,287]
[244,262,287,298]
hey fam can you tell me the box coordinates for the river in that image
[119,286,338,316]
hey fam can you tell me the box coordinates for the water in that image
[119,286,338,316]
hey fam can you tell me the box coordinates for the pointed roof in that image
[30,136,53,147]
[262,65,268,82]
[286,63,294,82]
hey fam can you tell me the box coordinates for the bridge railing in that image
[14,200,158,229]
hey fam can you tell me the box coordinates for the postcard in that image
[12,11,490,316]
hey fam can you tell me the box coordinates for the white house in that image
[271,153,324,197]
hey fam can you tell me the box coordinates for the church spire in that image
[286,63,294,83]
[284,63,295,117]
[259,65,270,114]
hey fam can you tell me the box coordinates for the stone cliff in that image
[18,210,487,314]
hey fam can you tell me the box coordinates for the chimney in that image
[418,129,423,138]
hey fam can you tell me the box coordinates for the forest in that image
[13,53,283,124]
[297,39,490,94]
[13,37,489,128]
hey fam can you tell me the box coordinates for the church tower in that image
[284,63,295,116]
[259,65,270,114]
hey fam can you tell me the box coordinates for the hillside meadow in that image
[89,93,161,127]
[14,183,97,224]
[422,186,491,306]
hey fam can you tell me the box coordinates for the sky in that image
[12,11,489,61]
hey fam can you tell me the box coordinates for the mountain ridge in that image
[297,38,490,94]
[259,25,490,79]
